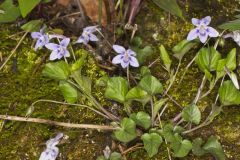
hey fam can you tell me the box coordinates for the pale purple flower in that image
[224,31,240,46]
[31,28,49,50]
[76,26,99,45]
[49,34,66,40]
[39,133,63,160]
[45,38,70,60]
[187,16,219,43]
[112,45,139,68]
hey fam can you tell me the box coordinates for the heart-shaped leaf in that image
[219,80,240,106]
[171,134,192,158]
[203,136,226,160]
[196,47,221,72]
[18,0,41,17]
[42,61,70,80]
[225,48,236,71]
[192,138,206,156]
[139,75,163,95]
[109,152,122,160]
[114,118,137,143]
[105,77,128,103]
[126,87,150,105]
[141,133,163,157]
[153,98,168,119]
[130,111,151,130]
[0,0,21,23]
[59,81,78,103]
[172,39,198,60]
[181,104,201,125]
[21,20,43,32]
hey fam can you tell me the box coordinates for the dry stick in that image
[0,115,116,130]
[165,93,182,108]
[0,32,28,71]
[193,75,206,104]
[122,143,143,155]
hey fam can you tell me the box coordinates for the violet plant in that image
[27,15,240,160]
[76,26,99,45]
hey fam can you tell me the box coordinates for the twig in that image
[193,75,206,104]
[122,143,143,155]
[0,115,116,130]
[0,32,28,71]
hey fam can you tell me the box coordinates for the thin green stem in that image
[31,99,109,119]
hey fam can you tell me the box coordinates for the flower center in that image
[199,25,206,34]
[123,52,130,63]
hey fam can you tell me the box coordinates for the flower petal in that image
[187,28,199,41]
[200,16,211,26]
[89,33,99,41]
[63,50,70,57]
[112,55,123,64]
[60,38,70,47]
[129,57,139,67]
[198,32,208,43]
[34,39,44,50]
[45,43,59,50]
[120,61,129,68]
[207,27,219,37]
[191,18,200,26]
[49,51,59,60]
[49,34,66,40]
[126,49,136,56]
[31,32,41,39]
[113,45,126,54]
[84,25,98,33]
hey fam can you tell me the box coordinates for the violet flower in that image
[31,28,49,50]
[112,45,139,68]
[39,133,63,160]
[45,38,70,60]
[76,26,99,45]
[187,16,219,43]
[224,31,240,46]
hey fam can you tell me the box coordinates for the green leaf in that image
[114,118,137,143]
[42,61,70,80]
[159,45,172,72]
[18,0,41,17]
[131,36,142,48]
[141,133,163,157]
[225,48,236,71]
[0,0,21,23]
[153,98,168,119]
[171,134,193,158]
[182,104,201,125]
[96,75,109,87]
[172,39,198,60]
[203,136,226,160]
[219,19,240,31]
[71,52,87,71]
[192,138,206,156]
[140,66,151,77]
[130,111,151,130]
[152,0,183,19]
[136,46,154,64]
[196,47,221,72]
[109,152,122,160]
[161,123,175,142]
[105,77,128,103]
[218,80,240,106]
[139,75,163,95]
[96,156,106,160]
[59,81,78,103]
[71,70,92,94]
[21,20,43,32]
[126,87,150,105]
